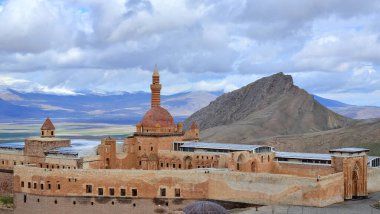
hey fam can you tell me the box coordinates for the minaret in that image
[150,66,162,107]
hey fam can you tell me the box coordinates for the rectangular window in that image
[28,182,31,188]
[57,184,61,190]
[132,188,137,197]
[48,184,51,190]
[173,164,176,168]
[21,181,24,187]
[175,188,181,197]
[34,183,37,189]
[160,188,166,197]
[98,188,103,196]
[86,185,92,193]
[109,188,115,196]
[179,164,181,169]
[160,163,163,167]
[120,188,126,196]
[40,184,44,190]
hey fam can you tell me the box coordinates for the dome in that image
[190,122,199,130]
[141,106,175,128]
[41,117,55,130]
[183,201,228,214]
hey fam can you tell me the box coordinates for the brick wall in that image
[0,170,13,196]
[13,165,344,207]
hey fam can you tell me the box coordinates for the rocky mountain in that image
[183,72,354,143]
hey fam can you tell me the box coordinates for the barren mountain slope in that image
[184,72,353,143]
[255,119,380,156]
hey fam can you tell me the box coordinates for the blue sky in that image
[0,0,379,106]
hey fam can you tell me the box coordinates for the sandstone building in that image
[1,68,380,213]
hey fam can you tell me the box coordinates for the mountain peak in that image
[184,73,352,142]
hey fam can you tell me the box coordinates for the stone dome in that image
[141,106,175,128]
[190,121,199,130]
[183,201,228,214]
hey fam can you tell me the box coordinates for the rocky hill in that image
[184,72,353,143]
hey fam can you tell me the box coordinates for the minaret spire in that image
[150,66,161,107]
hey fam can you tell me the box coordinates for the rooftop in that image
[0,143,24,150]
[25,137,70,142]
[178,141,273,152]
[46,147,79,156]
[329,148,369,153]
[275,151,331,161]
[41,117,55,130]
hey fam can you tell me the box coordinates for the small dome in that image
[177,123,183,127]
[142,106,175,128]
[183,201,228,214]
[136,123,142,127]
[41,117,55,130]
[190,122,199,130]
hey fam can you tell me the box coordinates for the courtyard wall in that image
[13,165,344,207]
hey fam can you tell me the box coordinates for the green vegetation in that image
[0,196,13,207]
[372,201,380,209]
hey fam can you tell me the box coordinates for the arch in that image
[251,161,257,172]
[183,156,192,169]
[352,162,361,198]
[237,154,246,171]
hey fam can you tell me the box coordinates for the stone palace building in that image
[1,67,380,213]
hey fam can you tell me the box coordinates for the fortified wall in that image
[13,165,344,207]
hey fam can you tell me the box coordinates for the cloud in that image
[0,0,379,105]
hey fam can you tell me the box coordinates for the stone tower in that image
[150,66,161,107]
[41,117,55,138]
[330,148,368,200]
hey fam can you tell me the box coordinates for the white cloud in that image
[0,76,29,86]
[55,48,84,65]
[32,85,80,95]
[0,0,379,106]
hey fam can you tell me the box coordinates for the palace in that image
[1,67,380,213]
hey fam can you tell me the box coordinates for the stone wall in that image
[368,167,380,193]
[0,170,13,196]
[273,162,335,177]
[13,166,345,207]
[13,193,194,214]
[24,138,70,157]
[0,151,80,171]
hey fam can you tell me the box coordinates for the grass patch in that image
[372,201,380,209]
[0,196,13,207]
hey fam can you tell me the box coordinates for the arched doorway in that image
[184,156,192,169]
[237,154,246,171]
[251,161,257,172]
[352,170,358,197]
[352,163,360,198]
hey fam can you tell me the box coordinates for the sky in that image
[0,0,380,106]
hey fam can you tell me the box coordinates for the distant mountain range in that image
[0,89,219,123]
[313,95,380,119]
[0,84,379,124]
